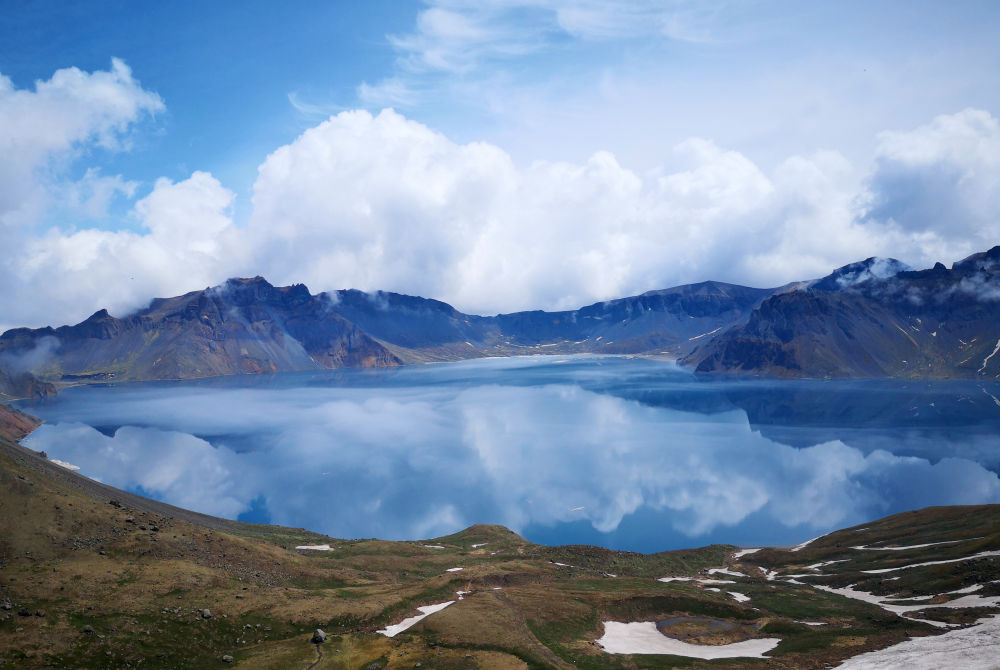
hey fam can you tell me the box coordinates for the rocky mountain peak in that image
[811,257,911,291]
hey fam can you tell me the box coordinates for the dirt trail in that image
[305,642,324,670]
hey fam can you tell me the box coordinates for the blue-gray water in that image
[18,355,1000,552]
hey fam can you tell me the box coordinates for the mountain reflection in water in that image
[19,356,1000,552]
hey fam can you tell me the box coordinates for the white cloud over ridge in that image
[2,59,1000,328]
[244,107,999,315]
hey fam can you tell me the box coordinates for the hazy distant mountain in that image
[686,247,1000,379]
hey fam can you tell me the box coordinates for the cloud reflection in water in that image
[22,358,1000,551]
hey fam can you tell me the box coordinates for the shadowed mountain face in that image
[329,281,778,362]
[2,245,999,391]
[0,278,776,390]
[686,247,1000,379]
[0,277,401,387]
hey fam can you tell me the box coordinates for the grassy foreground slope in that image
[1,404,997,669]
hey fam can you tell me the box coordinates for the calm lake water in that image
[19,355,1000,552]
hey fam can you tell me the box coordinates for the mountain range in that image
[1,246,998,398]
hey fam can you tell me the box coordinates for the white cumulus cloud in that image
[8,172,242,328]
[0,58,163,228]
[3,62,1000,331]
[246,107,991,315]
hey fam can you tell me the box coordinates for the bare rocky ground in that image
[1,402,997,669]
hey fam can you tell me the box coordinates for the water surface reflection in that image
[20,356,1000,552]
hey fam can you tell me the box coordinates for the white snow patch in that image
[597,621,781,658]
[795,621,828,626]
[790,535,823,552]
[50,459,80,471]
[658,577,695,583]
[861,550,1000,574]
[729,592,751,603]
[688,327,722,341]
[698,579,737,585]
[377,601,455,637]
[851,538,971,552]
[806,559,848,570]
[704,587,721,592]
[813,584,1000,628]
[470,543,487,548]
[835,615,1000,669]
[948,584,985,595]
[733,548,761,559]
[708,568,747,577]
[445,567,464,572]
[295,544,332,551]
[423,545,445,549]
[978,338,1000,374]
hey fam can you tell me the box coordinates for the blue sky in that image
[1,1,1000,328]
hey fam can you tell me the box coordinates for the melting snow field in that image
[850,539,970,551]
[293,543,332,551]
[790,535,824,552]
[860,550,1000,574]
[835,615,1000,669]
[377,601,455,638]
[597,621,780,658]
[708,568,747,577]
[813,584,1000,628]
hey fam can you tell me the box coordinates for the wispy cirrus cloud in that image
[385,0,735,75]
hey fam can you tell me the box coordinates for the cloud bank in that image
[2,60,1000,329]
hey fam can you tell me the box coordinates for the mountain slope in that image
[329,281,778,363]
[0,278,778,389]
[0,277,400,385]
[686,248,1000,379]
[2,404,997,669]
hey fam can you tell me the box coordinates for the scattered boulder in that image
[201,609,213,619]
[311,629,327,644]
[221,655,234,663]
[80,625,95,634]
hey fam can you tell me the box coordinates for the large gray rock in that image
[311,628,327,644]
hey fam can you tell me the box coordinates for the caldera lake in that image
[18,355,1000,552]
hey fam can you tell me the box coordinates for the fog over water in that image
[20,356,1000,552]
